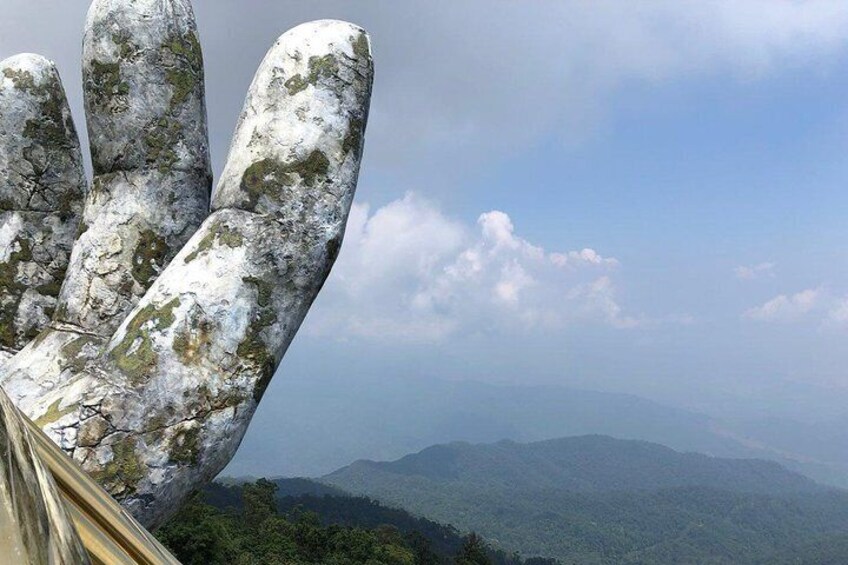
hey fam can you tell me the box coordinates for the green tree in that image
[242,478,278,528]
[456,533,492,565]
[155,493,236,565]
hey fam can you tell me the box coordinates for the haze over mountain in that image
[326,436,823,495]
[323,435,848,564]
[226,374,848,488]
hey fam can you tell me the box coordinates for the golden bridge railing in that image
[0,386,179,564]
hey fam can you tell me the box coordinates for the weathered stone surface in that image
[0,386,89,564]
[214,20,372,220]
[57,0,211,335]
[0,15,373,529]
[83,0,209,178]
[0,55,86,351]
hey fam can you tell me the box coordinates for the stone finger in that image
[0,54,86,353]
[97,20,372,526]
[54,0,212,335]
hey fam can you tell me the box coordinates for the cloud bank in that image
[745,287,848,326]
[305,194,632,342]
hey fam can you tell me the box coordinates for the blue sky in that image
[5,1,848,423]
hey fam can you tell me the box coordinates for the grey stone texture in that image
[0,54,86,351]
[0,0,372,530]
[58,0,212,334]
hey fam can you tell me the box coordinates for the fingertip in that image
[1,53,58,77]
[83,0,209,177]
[0,52,85,214]
[213,20,373,221]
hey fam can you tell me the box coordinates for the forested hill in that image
[322,435,848,564]
[158,478,558,564]
[229,376,848,488]
[326,435,824,495]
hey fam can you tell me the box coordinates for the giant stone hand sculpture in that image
[0,0,373,528]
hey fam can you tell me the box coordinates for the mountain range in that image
[227,375,848,488]
[322,435,848,563]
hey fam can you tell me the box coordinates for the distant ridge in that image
[228,376,848,488]
[328,435,824,495]
[323,435,848,563]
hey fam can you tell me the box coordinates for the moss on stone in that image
[352,32,370,60]
[34,398,77,427]
[2,67,36,91]
[143,118,180,174]
[212,389,249,411]
[169,31,203,70]
[183,231,215,263]
[60,335,99,373]
[235,307,278,400]
[342,116,364,157]
[132,229,170,285]
[286,150,330,187]
[88,60,129,112]
[284,54,339,95]
[218,226,244,248]
[241,276,274,308]
[35,280,63,297]
[165,30,202,111]
[151,414,170,430]
[166,68,196,109]
[0,237,29,291]
[112,31,139,61]
[172,315,212,365]
[110,297,181,384]
[76,219,89,238]
[252,359,276,402]
[112,334,157,383]
[55,184,80,220]
[0,315,14,348]
[239,150,329,209]
[5,65,79,210]
[22,80,70,152]
[169,426,200,465]
[284,74,308,96]
[183,223,243,263]
[0,237,33,348]
[94,437,146,495]
[240,159,291,207]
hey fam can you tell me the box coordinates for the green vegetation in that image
[239,151,330,209]
[93,437,146,496]
[109,297,180,384]
[156,478,557,564]
[323,435,848,564]
[284,54,339,95]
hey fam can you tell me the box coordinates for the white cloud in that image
[827,297,848,325]
[568,276,641,330]
[735,262,776,280]
[305,193,632,342]
[745,288,821,321]
[745,286,848,328]
[551,249,620,269]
